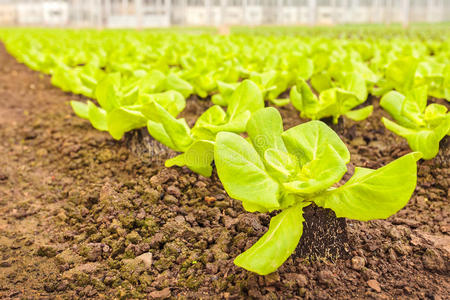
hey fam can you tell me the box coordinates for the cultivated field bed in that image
[0,38,449,299]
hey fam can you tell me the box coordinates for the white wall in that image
[43,1,69,25]
[224,6,244,24]
[245,6,263,24]
[17,3,43,25]
[3,0,450,27]
[185,7,209,24]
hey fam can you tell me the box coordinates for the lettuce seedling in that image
[415,61,450,101]
[52,64,105,98]
[70,72,187,140]
[212,72,291,107]
[250,71,291,105]
[146,80,264,177]
[373,56,418,97]
[211,81,239,106]
[381,86,450,159]
[290,74,372,124]
[214,107,421,275]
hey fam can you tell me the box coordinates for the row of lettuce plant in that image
[1,29,447,156]
[1,29,448,103]
[0,28,448,275]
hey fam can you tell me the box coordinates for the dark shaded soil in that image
[0,43,449,299]
[295,204,349,260]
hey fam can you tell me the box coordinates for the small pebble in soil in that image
[351,256,366,271]
[135,252,153,269]
[149,287,171,299]
[318,270,336,287]
[204,196,216,205]
[367,279,381,293]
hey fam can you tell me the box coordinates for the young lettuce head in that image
[146,79,264,177]
[380,86,450,159]
[214,107,421,275]
[290,74,372,124]
[70,72,189,140]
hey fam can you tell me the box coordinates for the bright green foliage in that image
[0,26,446,277]
[2,28,449,104]
[380,86,450,159]
[374,56,419,96]
[211,81,239,106]
[415,61,450,100]
[374,57,450,101]
[215,107,421,275]
[70,72,189,140]
[290,74,372,123]
[234,202,309,275]
[249,71,292,105]
[148,80,264,177]
[53,64,105,98]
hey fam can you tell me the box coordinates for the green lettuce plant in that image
[381,86,450,159]
[52,64,106,98]
[290,73,373,124]
[211,71,292,107]
[70,72,188,140]
[415,61,450,101]
[214,107,421,275]
[146,80,264,177]
[373,56,418,97]
[211,81,239,106]
[249,71,292,106]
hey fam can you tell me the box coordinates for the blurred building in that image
[0,0,448,27]
[0,0,16,25]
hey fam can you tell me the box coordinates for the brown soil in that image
[0,43,449,299]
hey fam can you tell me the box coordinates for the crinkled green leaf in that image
[341,73,367,101]
[234,202,309,275]
[138,70,166,94]
[283,144,347,195]
[227,80,263,121]
[106,107,146,140]
[282,120,350,166]
[145,101,193,152]
[385,57,418,93]
[87,101,107,131]
[313,152,421,221]
[380,91,417,128]
[424,103,448,127]
[401,86,427,126]
[214,132,280,210]
[344,105,373,121]
[70,100,89,119]
[290,80,319,117]
[95,73,120,111]
[311,73,333,93]
[198,111,251,136]
[264,148,299,182]
[139,90,185,117]
[165,140,214,177]
[211,81,238,106]
[191,105,227,140]
[246,107,287,157]
[333,88,365,114]
[165,73,193,98]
